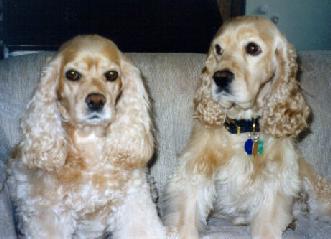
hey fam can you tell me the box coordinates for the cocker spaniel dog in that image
[8,35,169,239]
[163,16,331,239]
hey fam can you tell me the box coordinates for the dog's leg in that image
[163,171,215,239]
[112,169,169,239]
[22,205,75,239]
[74,213,109,239]
[250,193,293,239]
[162,124,220,238]
[299,158,331,221]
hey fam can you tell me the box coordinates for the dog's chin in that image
[79,114,112,126]
[214,93,249,109]
[218,98,254,111]
[218,100,234,109]
[234,100,254,110]
[213,92,232,108]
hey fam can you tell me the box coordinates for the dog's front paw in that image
[252,232,282,239]
[179,229,199,239]
[165,226,179,239]
[232,216,249,226]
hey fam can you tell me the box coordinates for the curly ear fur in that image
[19,56,67,171]
[261,38,310,137]
[104,56,154,169]
[193,66,226,127]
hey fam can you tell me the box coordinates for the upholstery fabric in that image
[0,51,330,238]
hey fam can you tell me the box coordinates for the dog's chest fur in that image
[57,129,126,214]
[74,129,105,167]
[12,129,128,219]
[212,132,300,219]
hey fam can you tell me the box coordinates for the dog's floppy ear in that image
[261,36,310,137]
[19,55,67,171]
[193,64,226,127]
[103,55,154,168]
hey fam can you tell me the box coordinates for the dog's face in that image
[57,36,123,126]
[207,18,278,109]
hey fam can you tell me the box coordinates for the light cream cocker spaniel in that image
[163,16,331,239]
[7,35,170,239]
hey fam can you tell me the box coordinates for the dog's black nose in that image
[213,70,234,92]
[85,93,106,111]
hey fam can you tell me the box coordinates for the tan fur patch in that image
[251,140,283,179]
[92,174,106,189]
[82,56,101,71]
[56,123,85,184]
[187,148,225,178]
[102,45,120,66]
[185,124,229,178]
[91,78,107,93]
[111,153,147,170]
[56,150,85,184]
[299,159,331,209]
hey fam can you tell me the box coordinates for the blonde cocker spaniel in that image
[7,35,169,239]
[163,16,331,239]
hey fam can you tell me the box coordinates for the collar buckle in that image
[224,117,260,135]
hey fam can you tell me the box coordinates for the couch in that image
[0,51,330,238]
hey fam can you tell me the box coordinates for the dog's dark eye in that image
[215,44,223,55]
[104,71,118,82]
[65,70,81,81]
[246,42,262,56]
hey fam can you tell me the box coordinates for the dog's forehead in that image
[67,51,120,70]
[214,17,277,45]
[60,36,121,67]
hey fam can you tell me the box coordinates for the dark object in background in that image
[1,0,244,56]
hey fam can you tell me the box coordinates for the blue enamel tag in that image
[244,138,253,155]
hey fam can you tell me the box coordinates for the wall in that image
[246,0,331,50]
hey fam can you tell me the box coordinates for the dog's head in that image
[56,35,123,126]
[195,16,310,137]
[208,16,280,109]
[19,35,153,170]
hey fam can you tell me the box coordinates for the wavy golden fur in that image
[164,16,331,239]
[8,35,169,239]
[19,35,153,171]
